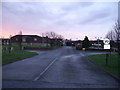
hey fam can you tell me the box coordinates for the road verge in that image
[87,54,120,81]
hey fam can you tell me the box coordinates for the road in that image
[2,46,120,88]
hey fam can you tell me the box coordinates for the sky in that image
[1,1,118,40]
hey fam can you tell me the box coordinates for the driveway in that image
[2,46,120,88]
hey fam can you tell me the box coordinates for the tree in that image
[45,32,58,39]
[114,20,120,41]
[106,20,120,55]
[114,20,120,55]
[106,30,116,49]
[106,20,120,41]
[43,31,64,46]
[106,30,116,41]
[82,36,91,48]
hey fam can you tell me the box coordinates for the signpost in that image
[103,38,110,65]
[104,44,110,49]
[103,38,110,49]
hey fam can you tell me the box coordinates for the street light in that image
[95,37,102,49]
[9,35,12,53]
[19,31,22,51]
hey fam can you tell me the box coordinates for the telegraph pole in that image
[42,33,44,46]
[9,35,12,53]
[95,37,102,49]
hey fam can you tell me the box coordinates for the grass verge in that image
[23,45,60,50]
[2,50,38,65]
[2,45,60,50]
[88,54,120,80]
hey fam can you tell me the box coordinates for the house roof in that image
[0,38,10,40]
[11,35,41,38]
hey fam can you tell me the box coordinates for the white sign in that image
[104,44,110,49]
[103,38,110,49]
[103,38,110,44]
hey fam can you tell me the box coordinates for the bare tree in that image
[114,20,120,41]
[106,20,120,41]
[106,20,120,54]
[43,31,64,46]
[45,32,57,46]
[57,35,64,40]
[106,30,116,41]
[56,35,64,46]
[45,32,58,39]
[115,20,120,55]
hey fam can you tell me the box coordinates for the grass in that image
[88,54,120,79]
[2,45,20,50]
[23,45,60,50]
[2,44,59,65]
[23,45,59,48]
[2,45,60,50]
[2,50,38,65]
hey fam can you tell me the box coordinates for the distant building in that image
[0,38,10,45]
[65,39,82,46]
[11,35,50,46]
[90,40,104,47]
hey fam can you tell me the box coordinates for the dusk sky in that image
[1,1,118,40]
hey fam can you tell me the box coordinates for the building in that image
[11,35,50,46]
[0,38,10,45]
[90,40,104,47]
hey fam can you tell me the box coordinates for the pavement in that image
[2,46,120,88]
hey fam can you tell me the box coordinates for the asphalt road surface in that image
[2,46,120,88]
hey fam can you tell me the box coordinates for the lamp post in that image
[9,35,12,53]
[19,31,22,51]
[41,33,44,46]
[95,37,102,49]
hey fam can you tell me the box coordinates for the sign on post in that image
[104,44,110,49]
[103,38,110,65]
[103,38,110,49]
[103,38,110,44]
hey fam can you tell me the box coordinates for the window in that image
[16,38,18,41]
[34,38,37,41]
[23,38,26,42]
[7,40,9,45]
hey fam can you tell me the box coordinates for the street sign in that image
[103,38,110,49]
[103,38,110,44]
[104,44,110,49]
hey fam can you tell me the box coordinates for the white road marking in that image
[33,58,58,81]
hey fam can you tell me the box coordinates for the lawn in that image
[88,54,120,79]
[2,44,60,51]
[23,45,59,50]
[2,44,60,65]
[2,50,38,65]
